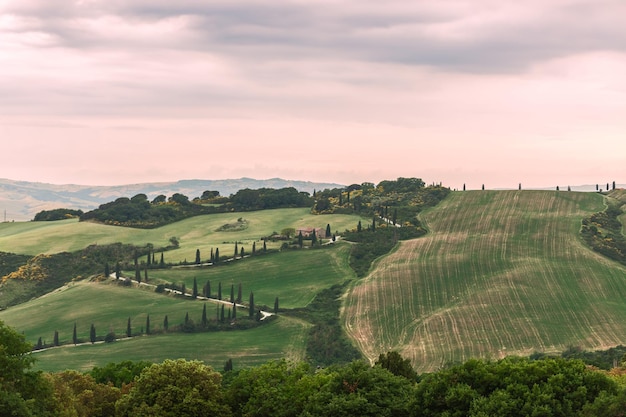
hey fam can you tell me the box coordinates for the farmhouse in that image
[296,227,326,238]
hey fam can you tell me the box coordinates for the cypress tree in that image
[339,192,343,205]
[252,241,256,254]
[126,317,131,337]
[234,242,238,259]
[392,209,397,225]
[181,283,186,296]
[90,324,96,344]
[463,183,466,191]
[347,190,350,203]
[195,249,201,264]
[613,181,616,190]
[311,229,317,245]
[357,220,362,233]
[237,283,242,304]
[146,250,151,266]
[298,231,303,248]
[274,297,279,314]
[104,263,110,278]
[205,280,211,298]
[224,359,233,372]
[210,248,214,262]
[215,248,220,263]
[202,304,208,326]
[263,239,267,252]
[372,216,376,231]
[326,224,331,238]
[184,312,189,325]
[164,315,169,332]
[192,277,198,299]
[218,282,222,300]
[230,284,234,303]
[36,337,43,350]
[249,292,255,318]
[160,252,165,267]
[220,305,225,322]
[482,184,485,191]
[152,252,156,265]
[228,309,231,320]
[232,303,237,319]
[240,247,244,257]
[146,315,151,335]
[53,330,59,347]
[144,265,148,282]
[73,322,77,345]
[135,264,141,283]
[115,262,121,279]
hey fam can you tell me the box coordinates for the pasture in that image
[30,317,309,373]
[0,208,364,262]
[343,190,626,372]
[145,243,355,309]
[0,279,311,372]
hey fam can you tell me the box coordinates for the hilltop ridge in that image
[0,177,344,221]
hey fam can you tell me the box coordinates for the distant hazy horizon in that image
[1,1,624,190]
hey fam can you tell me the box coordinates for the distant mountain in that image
[0,178,345,221]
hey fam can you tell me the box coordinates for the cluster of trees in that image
[312,177,449,227]
[3,318,626,417]
[71,187,313,228]
[0,243,155,309]
[78,193,209,228]
[581,198,626,265]
[290,283,362,365]
[229,187,312,211]
[33,208,83,221]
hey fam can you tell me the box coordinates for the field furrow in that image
[343,190,626,372]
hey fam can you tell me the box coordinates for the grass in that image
[0,208,364,263]
[0,278,311,373]
[144,244,355,309]
[0,241,353,371]
[0,280,227,345]
[30,317,310,373]
[343,190,626,373]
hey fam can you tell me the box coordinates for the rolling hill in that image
[2,186,626,374]
[343,190,626,372]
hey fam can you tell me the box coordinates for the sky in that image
[1,0,625,190]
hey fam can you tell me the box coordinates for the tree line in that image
[3,318,626,417]
[60,187,313,228]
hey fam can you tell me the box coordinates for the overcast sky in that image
[1,0,624,189]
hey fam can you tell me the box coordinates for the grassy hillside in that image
[343,190,626,372]
[0,208,365,262]
[0,242,353,371]
[31,317,309,373]
[0,208,364,261]
[146,244,354,309]
[0,279,311,372]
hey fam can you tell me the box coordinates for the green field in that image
[144,244,354,309]
[0,278,312,372]
[0,208,364,262]
[30,317,309,373]
[0,240,353,371]
[344,190,626,372]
